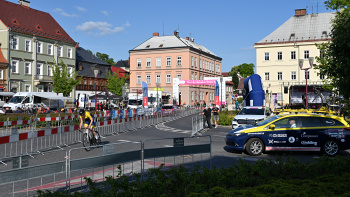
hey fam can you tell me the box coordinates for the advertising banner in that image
[142,81,148,108]
[179,80,216,85]
[215,81,220,106]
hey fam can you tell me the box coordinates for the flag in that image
[142,81,148,108]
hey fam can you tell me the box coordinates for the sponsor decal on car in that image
[288,137,295,143]
[301,141,317,146]
[269,134,287,137]
[341,139,345,142]
[248,132,264,135]
[301,132,318,138]
[268,140,286,144]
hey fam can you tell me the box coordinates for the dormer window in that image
[159,44,163,47]
[56,30,61,35]
[36,25,42,30]
[146,45,150,48]
[12,19,19,25]
[322,31,327,37]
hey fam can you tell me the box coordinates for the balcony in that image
[35,75,53,82]
[76,84,107,91]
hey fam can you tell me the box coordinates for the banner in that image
[142,81,148,108]
[179,80,216,85]
[214,81,220,106]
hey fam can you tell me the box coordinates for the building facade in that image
[129,32,222,106]
[254,9,334,109]
[0,0,76,93]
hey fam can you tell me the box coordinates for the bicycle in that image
[80,127,101,151]
[302,87,343,112]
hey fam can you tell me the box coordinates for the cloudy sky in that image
[7,0,332,72]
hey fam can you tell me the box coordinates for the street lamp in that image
[220,76,223,112]
[94,66,99,112]
[156,82,160,108]
[299,57,314,109]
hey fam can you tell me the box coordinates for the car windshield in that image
[162,106,174,109]
[129,100,142,105]
[148,97,157,103]
[238,108,264,115]
[8,96,25,104]
[256,115,280,126]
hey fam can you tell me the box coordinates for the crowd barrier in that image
[0,135,211,196]
[192,115,204,136]
[0,108,201,166]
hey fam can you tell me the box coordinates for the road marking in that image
[155,123,192,134]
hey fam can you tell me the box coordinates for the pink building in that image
[129,32,222,106]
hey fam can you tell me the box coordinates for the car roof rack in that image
[273,107,338,116]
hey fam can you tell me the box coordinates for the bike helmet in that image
[79,108,85,116]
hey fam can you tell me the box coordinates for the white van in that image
[0,92,15,107]
[3,92,69,111]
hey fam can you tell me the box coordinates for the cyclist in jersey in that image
[79,109,98,139]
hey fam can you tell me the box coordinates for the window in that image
[195,57,197,68]
[68,48,72,58]
[0,70,3,79]
[277,93,282,101]
[191,57,194,67]
[304,50,309,59]
[191,73,193,80]
[319,73,325,80]
[320,118,344,126]
[156,75,161,83]
[37,42,43,53]
[25,84,31,92]
[291,71,296,80]
[83,79,87,85]
[36,63,43,75]
[146,58,151,67]
[264,72,269,80]
[305,71,310,79]
[137,75,141,84]
[176,74,182,80]
[300,117,323,127]
[146,75,150,84]
[58,46,63,57]
[277,72,282,80]
[199,60,202,68]
[277,52,282,60]
[291,51,296,60]
[166,74,171,83]
[47,44,53,55]
[68,67,73,76]
[191,92,193,101]
[264,52,269,61]
[11,60,19,73]
[12,37,19,50]
[177,56,182,66]
[166,57,171,67]
[24,62,31,74]
[25,40,31,52]
[137,59,141,68]
[195,73,197,80]
[37,85,43,92]
[156,57,161,67]
[47,65,53,76]
[273,117,299,129]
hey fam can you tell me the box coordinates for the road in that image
[1,113,350,196]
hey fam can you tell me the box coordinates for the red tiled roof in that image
[226,81,234,85]
[111,66,129,78]
[0,47,8,64]
[237,77,246,90]
[0,0,75,44]
[222,72,229,77]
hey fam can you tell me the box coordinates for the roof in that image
[111,66,129,78]
[255,12,335,45]
[113,60,130,68]
[0,0,75,44]
[237,77,246,90]
[0,47,8,64]
[76,47,110,65]
[77,62,110,78]
[131,35,221,59]
[222,72,229,77]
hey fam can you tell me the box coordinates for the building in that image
[112,59,130,96]
[114,59,130,72]
[75,47,111,99]
[254,9,335,109]
[222,72,234,107]
[0,0,76,93]
[129,32,222,106]
[0,46,8,91]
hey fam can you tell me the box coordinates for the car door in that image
[264,117,301,151]
[299,117,324,151]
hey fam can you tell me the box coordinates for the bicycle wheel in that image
[95,131,101,145]
[312,94,325,111]
[82,133,90,151]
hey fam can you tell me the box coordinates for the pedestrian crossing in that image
[155,123,193,134]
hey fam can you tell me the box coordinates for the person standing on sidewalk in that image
[212,105,220,128]
[199,105,212,129]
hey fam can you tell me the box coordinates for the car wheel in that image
[245,138,264,156]
[323,140,339,156]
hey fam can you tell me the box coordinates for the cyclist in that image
[79,109,98,139]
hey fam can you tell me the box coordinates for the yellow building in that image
[254,9,335,109]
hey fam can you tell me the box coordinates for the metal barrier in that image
[0,135,211,195]
[192,115,204,136]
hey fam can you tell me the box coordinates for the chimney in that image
[18,0,30,7]
[186,37,189,40]
[191,38,194,43]
[295,9,306,16]
[174,31,179,37]
[153,32,159,37]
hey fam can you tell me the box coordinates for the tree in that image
[52,60,82,97]
[315,1,350,114]
[96,52,115,66]
[228,63,255,90]
[106,70,128,96]
[228,66,239,90]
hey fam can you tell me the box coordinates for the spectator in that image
[235,100,240,110]
[199,105,212,129]
[14,107,22,113]
[212,105,220,128]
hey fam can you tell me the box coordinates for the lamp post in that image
[220,76,223,112]
[299,57,314,109]
[94,66,99,112]
[156,82,160,108]
[150,93,153,107]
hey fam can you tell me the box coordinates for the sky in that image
[7,0,332,72]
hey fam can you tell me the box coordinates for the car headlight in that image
[231,133,242,137]
[233,118,237,121]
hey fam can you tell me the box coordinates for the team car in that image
[225,113,350,156]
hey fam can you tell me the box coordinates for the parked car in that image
[231,106,271,129]
[226,113,350,156]
[161,104,176,115]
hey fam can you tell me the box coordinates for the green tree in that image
[228,63,255,90]
[106,70,128,96]
[52,60,82,97]
[96,52,115,66]
[316,1,350,114]
[228,66,239,90]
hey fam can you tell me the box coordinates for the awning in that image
[33,95,73,100]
